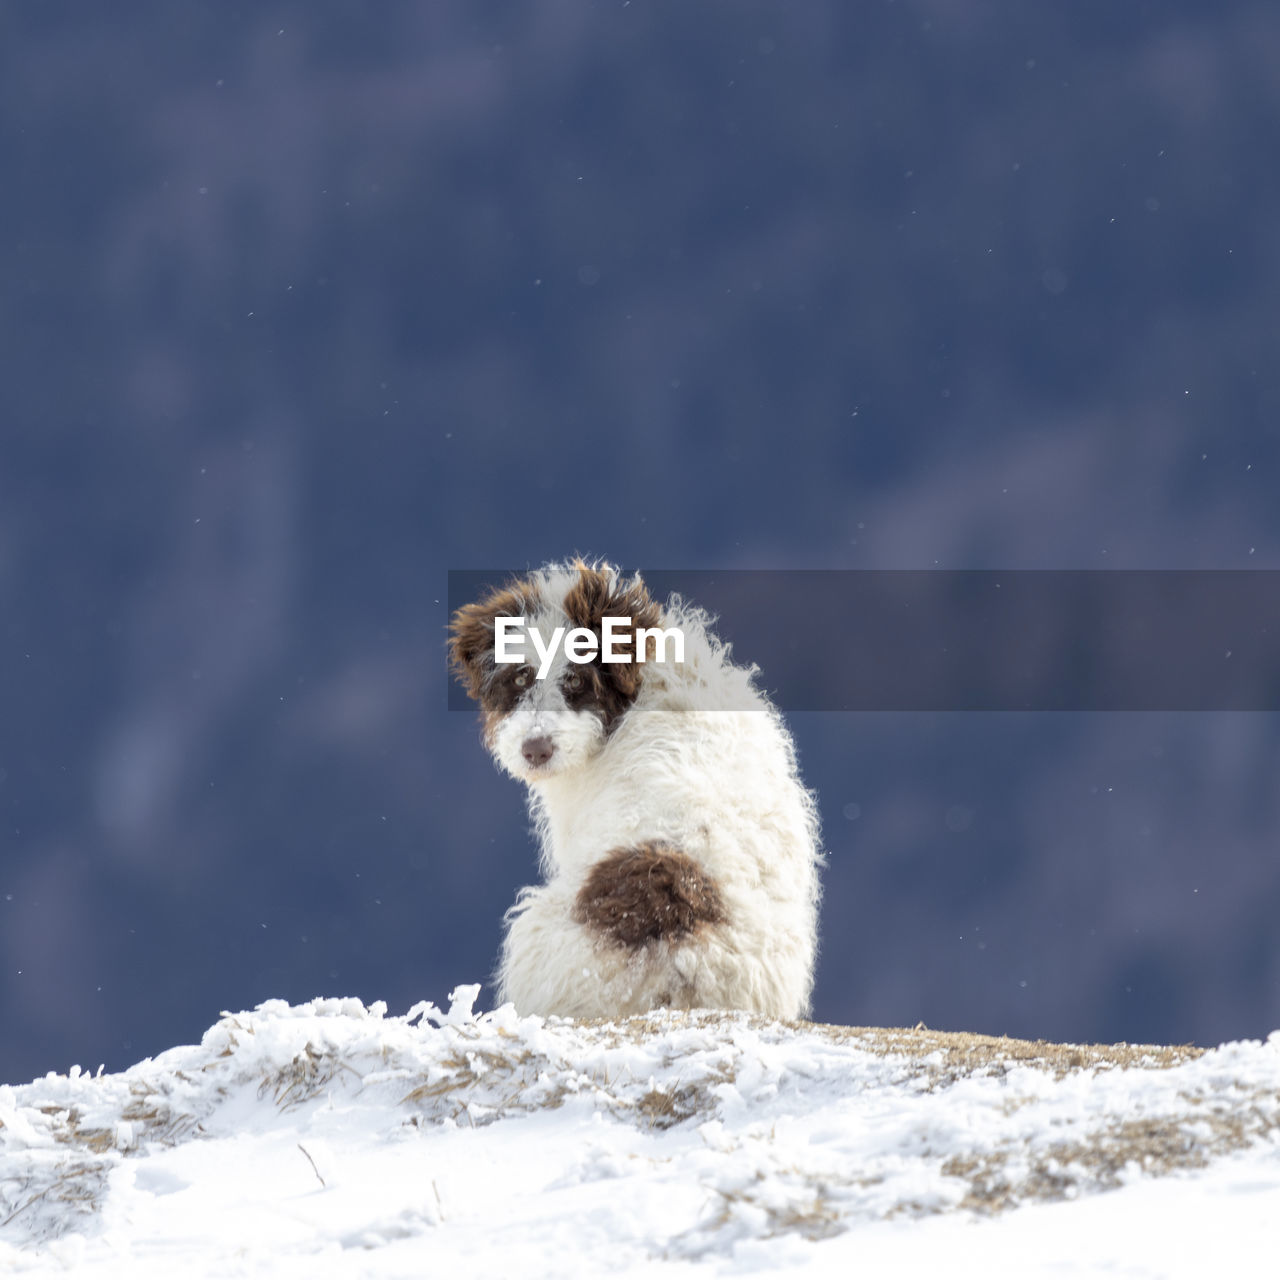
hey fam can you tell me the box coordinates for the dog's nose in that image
[522,735,555,767]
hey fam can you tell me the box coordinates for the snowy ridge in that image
[2,989,1280,1276]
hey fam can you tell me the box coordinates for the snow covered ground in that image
[2,987,1279,1277]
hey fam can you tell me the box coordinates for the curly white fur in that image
[455,562,823,1020]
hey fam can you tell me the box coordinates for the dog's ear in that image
[564,562,663,639]
[564,563,664,703]
[449,581,540,701]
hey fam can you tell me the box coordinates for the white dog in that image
[450,560,823,1020]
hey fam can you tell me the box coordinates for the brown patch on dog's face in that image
[476,661,537,740]
[572,842,727,949]
[555,662,632,734]
[448,579,542,713]
[560,562,663,730]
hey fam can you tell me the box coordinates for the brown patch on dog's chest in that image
[572,842,727,948]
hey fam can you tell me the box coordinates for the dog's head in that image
[449,560,663,782]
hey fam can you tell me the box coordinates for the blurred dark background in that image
[3,0,1279,1083]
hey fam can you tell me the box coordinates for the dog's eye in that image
[565,671,584,692]
[514,670,531,688]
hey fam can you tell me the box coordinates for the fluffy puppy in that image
[449,559,822,1020]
